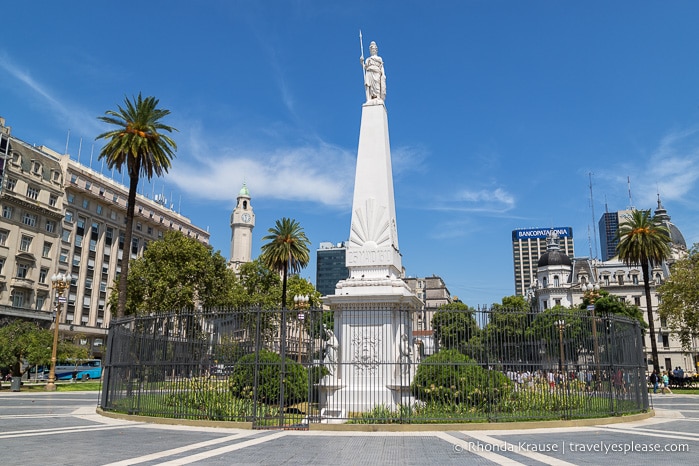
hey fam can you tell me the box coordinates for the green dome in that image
[239,183,250,196]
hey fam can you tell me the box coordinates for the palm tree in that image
[96,94,177,318]
[260,218,311,309]
[616,209,671,374]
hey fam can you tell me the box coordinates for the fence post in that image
[252,308,262,423]
[279,307,287,427]
[100,323,117,410]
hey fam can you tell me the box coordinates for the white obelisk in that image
[321,39,421,417]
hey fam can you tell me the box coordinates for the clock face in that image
[241,213,251,223]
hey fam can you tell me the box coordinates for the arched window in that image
[554,275,560,287]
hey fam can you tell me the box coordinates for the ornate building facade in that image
[531,203,693,373]
[0,116,209,358]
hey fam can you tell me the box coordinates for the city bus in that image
[54,359,102,381]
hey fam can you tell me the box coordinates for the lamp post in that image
[582,283,602,387]
[555,319,566,373]
[293,294,309,364]
[46,272,72,391]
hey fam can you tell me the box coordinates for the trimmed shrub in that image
[228,349,308,405]
[411,349,513,407]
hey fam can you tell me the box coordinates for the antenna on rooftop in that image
[77,137,82,164]
[627,176,634,210]
[588,172,599,259]
[64,129,70,155]
[89,143,94,169]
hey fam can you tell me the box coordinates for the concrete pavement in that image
[1,390,696,465]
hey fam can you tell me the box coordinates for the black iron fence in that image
[99,307,648,428]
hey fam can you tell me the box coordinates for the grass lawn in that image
[1,381,102,392]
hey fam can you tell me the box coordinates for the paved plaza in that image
[1,390,697,465]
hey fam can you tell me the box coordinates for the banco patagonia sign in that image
[512,227,572,241]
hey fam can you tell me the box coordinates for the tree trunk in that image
[281,261,288,310]
[116,170,140,319]
[642,263,660,374]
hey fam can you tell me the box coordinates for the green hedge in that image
[411,349,513,407]
[229,349,308,405]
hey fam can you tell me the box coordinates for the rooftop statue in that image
[360,34,386,103]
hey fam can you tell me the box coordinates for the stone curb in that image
[96,407,653,432]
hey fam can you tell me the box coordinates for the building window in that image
[65,210,74,223]
[61,229,70,242]
[553,275,560,287]
[0,257,4,274]
[617,275,624,285]
[49,194,58,207]
[39,267,48,284]
[634,296,641,306]
[12,290,26,307]
[662,334,670,350]
[45,220,56,233]
[59,248,69,263]
[26,186,39,200]
[20,235,32,252]
[136,222,142,231]
[2,206,12,219]
[70,174,78,184]
[72,254,80,266]
[632,275,639,285]
[42,242,52,258]
[96,204,103,215]
[147,226,153,235]
[16,262,29,278]
[67,193,75,204]
[85,181,91,190]
[82,199,89,209]
[6,177,17,191]
[110,211,117,220]
[22,213,38,227]
[112,193,118,203]
[0,229,8,246]
[36,295,46,310]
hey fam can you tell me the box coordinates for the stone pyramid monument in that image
[321,38,422,416]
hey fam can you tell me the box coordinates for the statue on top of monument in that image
[361,40,386,103]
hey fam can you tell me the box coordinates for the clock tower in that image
[229,183,255,272]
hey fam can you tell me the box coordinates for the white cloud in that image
[594,127,699,209]
[168,138,356,209]
[434,187,516,213]
[0,52,101,138]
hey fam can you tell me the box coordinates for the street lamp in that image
[582,283,602,387]
[46,272,72,391]
[555,319,566,373]
[293,295,309,364]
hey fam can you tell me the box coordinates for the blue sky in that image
[2,1,699,306]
